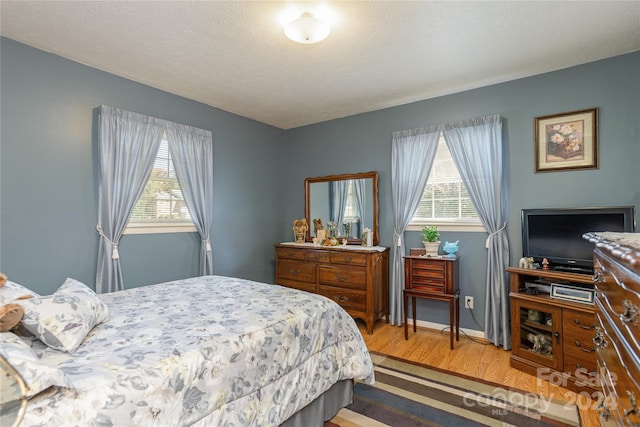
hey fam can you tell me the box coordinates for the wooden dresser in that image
[274,243,389,334]
[584,232,640,426]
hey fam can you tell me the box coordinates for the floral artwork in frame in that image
[534,108,598,173]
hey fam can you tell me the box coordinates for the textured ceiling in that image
[2,1,639,129]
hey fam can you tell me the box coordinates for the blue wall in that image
[2,36,638,332]
[283,52,640,331]
[0,37,286,294]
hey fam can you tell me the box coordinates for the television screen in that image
[521,206,635,273]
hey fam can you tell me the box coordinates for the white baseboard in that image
[407,317,485,340]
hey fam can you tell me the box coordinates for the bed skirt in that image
[280,380,353,427]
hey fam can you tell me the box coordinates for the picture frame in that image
[534,108,598,173]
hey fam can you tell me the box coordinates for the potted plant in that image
[420,225,441,257]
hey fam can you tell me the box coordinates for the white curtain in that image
[96,105,164,293]
[443,114,510,349]
[166,124,214,276]
[390,126,440,325]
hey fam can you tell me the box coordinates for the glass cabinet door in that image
[512,298,563,370]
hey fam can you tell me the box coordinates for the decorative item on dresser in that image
[506,266,598,394]
[292,218,308,243]
[403,249,460,349]
[274,243,389,334]
[583,232,640,426]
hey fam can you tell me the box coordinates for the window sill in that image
[407,221,486,233]
[123,223,197,235]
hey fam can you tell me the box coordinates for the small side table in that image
[403,254,460,349]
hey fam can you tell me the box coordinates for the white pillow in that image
[0,332,74,397]
[18,278,109,352]
[0,280,40,304]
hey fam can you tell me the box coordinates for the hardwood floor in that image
[358,321,600,426]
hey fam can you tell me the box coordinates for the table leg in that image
[455,294,460,342]
[449,298,454,349]
[412,297,417,333]
[403,292,408,340]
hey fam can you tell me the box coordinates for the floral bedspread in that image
[21,275,374,426]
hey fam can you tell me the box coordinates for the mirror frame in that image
[304,171,379,246]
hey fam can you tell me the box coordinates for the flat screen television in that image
[521,206,636,274]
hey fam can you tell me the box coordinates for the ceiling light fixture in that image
[284,12,331,44]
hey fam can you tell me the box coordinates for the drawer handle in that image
[593,268,603,283]
[575,364,597,377]
[597,398,611,421]
[334,295,349,303]
[593,326,608,349]
[573,319,596,330]
[289,268,302,276]
[574,341,595,353]
[621,299,639,326]
[625,391,637,416]
[334,274,349,282]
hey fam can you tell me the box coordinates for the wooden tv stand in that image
[507,267,597,393]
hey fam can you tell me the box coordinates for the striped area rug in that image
[327,353,581,427]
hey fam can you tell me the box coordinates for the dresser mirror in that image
[304,171,379,245]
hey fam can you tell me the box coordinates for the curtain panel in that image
[389,126,440,325]
[330,180,349,235]
[96,105,165,293]
[443,114,510,349]
[353,178,366,230]
[166,124,214,276]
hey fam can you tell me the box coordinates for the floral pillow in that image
[0,332,74,397]
[17,278,109,353]
[0,280,40,304]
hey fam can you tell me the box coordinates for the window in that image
[125,134,196,234]
[342,179,360,233]
[410,134,485,232]
[343,180,356,218]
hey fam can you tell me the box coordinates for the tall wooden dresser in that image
[274,243,389,334]
[583,232,640,426]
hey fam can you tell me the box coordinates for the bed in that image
[1,275,374,426]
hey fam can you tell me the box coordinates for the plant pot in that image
[423,241,441,257]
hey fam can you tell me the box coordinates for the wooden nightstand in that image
[403,254,460,349]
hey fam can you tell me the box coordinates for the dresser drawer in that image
[594,253,640,358]
[318,266,366,290]
[276,247,306,260]
[411,260,446,276]
[278,259,316,283]
[306,250,330,263]
[407,269,445,293]
[279,281,316,293]
[595,312,640,426]
[318,285,366,311]
[329,251,368,266]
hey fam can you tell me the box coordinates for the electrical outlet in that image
[465,296,474,309]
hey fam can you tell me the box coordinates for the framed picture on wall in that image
[534,107,598,173]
